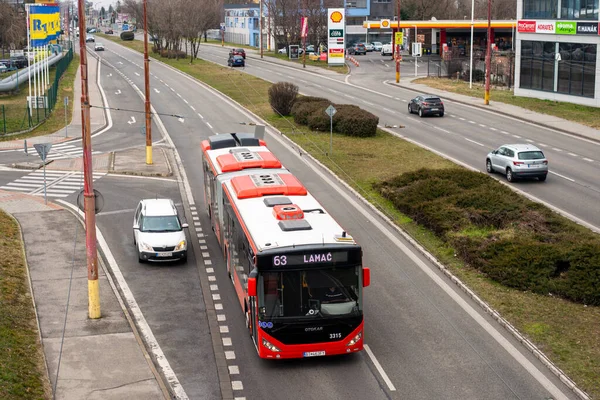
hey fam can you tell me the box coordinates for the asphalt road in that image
[87,39,581,399]
[193,45,600,233]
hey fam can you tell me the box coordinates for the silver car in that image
[486,144,548,182]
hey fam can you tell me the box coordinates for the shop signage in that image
[535,20,555,33]
[576,22,599,35]
[327,8,345,66]
[517,20,536,33]
[556,21,576,35]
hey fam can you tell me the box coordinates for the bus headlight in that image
[262,338,280,352]
[346,331,362,346]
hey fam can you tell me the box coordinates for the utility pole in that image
[77,0,100,319]
[260,0,263,58]
[395,0,401,83]
[143,0,152,164]
[484,0,491,105]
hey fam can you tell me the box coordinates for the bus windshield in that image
[258,267,361,319]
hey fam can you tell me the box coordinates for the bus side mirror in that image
[247,277,257,296]
[363,267,371,287]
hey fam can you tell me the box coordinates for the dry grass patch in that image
[415,77,600,129]
[0,210,50,399]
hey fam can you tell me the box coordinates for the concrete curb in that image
[107,147,173,177]
[388,80,600,144]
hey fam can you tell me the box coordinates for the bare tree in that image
[178,0,220,63]
[0,0,26,57]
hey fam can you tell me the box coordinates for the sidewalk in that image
[391,77,600,143]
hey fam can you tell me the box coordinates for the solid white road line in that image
[550,171,575,182]
[364,345,396,391]
[465,138,485,147]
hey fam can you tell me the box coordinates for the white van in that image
[133,198,189,263]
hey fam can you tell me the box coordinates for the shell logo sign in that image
[380,19,391,29]
[330,11,343,23]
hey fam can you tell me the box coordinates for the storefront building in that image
[514,0,600,106]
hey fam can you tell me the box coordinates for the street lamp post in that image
[260,0,263,58]
[484,0,491,104]
[413,25,417,77]
[469,0,474,88]
[143,0,152,164]
[395,0,401,83]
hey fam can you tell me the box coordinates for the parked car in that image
[10,56,28,69]
[347,43,367,55]
[372,42,383,51]
[104,29,114,34]
[86,35,95,42]
[0,59,17,72]
[305,44,315,54]
[381,43,393,56]
[133,198,189,263]
[229,48,246,59]
[228,55,245,67]
[486,144,548,182]
[408,95,445,117]
[94,42,105,51]
[0,62,7,74]
[364,42,375,52]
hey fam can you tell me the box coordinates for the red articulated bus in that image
[201,133,370,359]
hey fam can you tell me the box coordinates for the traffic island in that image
[109,146,172,177]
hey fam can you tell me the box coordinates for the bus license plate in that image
[157,252,173,257]
[303,351,325,357]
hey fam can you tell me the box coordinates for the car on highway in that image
[408,95,445,117]
[94,43,105,51]
[486,144,548,182]
[381,43,393,56]
[365,42,375,52]
[227,54,245,67]
[86,35,95,42]
[347,43,367,55]
[133,198,188,263]
[229,47,246,59]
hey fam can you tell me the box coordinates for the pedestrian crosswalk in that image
[0,170,106,198]
[23,142,102,161]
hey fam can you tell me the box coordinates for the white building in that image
[514,0,600,107]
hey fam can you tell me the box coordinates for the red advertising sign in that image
[517,20,536,33]
[536,20,556,33]
[301,17,308,38]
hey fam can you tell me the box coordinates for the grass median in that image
[101,35,600,398]
[0,210,51,399]
[0,53,80,141]
[414,77,600,130]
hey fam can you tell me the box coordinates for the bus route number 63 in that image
[273,255,287,266]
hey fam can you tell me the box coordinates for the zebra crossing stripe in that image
[1,170,106,197]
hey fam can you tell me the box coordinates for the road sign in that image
[77,189,105,214]
[325,105,337,117]
[395,32,403,47]
[33,143,52,161]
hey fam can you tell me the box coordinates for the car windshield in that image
[518,151,545,160]
[259,266,361,320]
[141,215,181,232]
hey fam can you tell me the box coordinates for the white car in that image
[0,62,7,74]
[94,43,104,51]
[372,42,383,51]
[381,43,393,56]
[133,198,189,263]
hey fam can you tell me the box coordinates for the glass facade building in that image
[515,0,600,106]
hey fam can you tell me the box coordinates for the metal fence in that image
[422,50,516,88]
[1,47,74,135]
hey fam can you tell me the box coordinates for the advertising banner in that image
[301,17,308,38]
[576,22,599,35]
[555,21,576,35]
[535,20,555,33]
[327,8,345,66]
[517,20,536,33]
[29,5,61,47]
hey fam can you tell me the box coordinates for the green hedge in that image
[120,31,134,41]
[290,96,378,137]
[376,168,600,305]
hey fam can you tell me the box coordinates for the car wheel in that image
[418,108,423,118]
[506,168,514,182]
[138,251,145,263]
[439,112,444,117]
[538,175,547,182]
[408,104,412,114]
[486,159,494,174]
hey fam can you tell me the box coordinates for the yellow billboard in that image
[29,5,61,46]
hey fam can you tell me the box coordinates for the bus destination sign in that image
[272,251,348,267]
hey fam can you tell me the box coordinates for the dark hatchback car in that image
[347,43,367,55]
[229,48,246,59]
[228,55,245,67]
[408,95,445,117]
[105,29,114,34]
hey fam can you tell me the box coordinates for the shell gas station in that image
[362,19,518,57]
